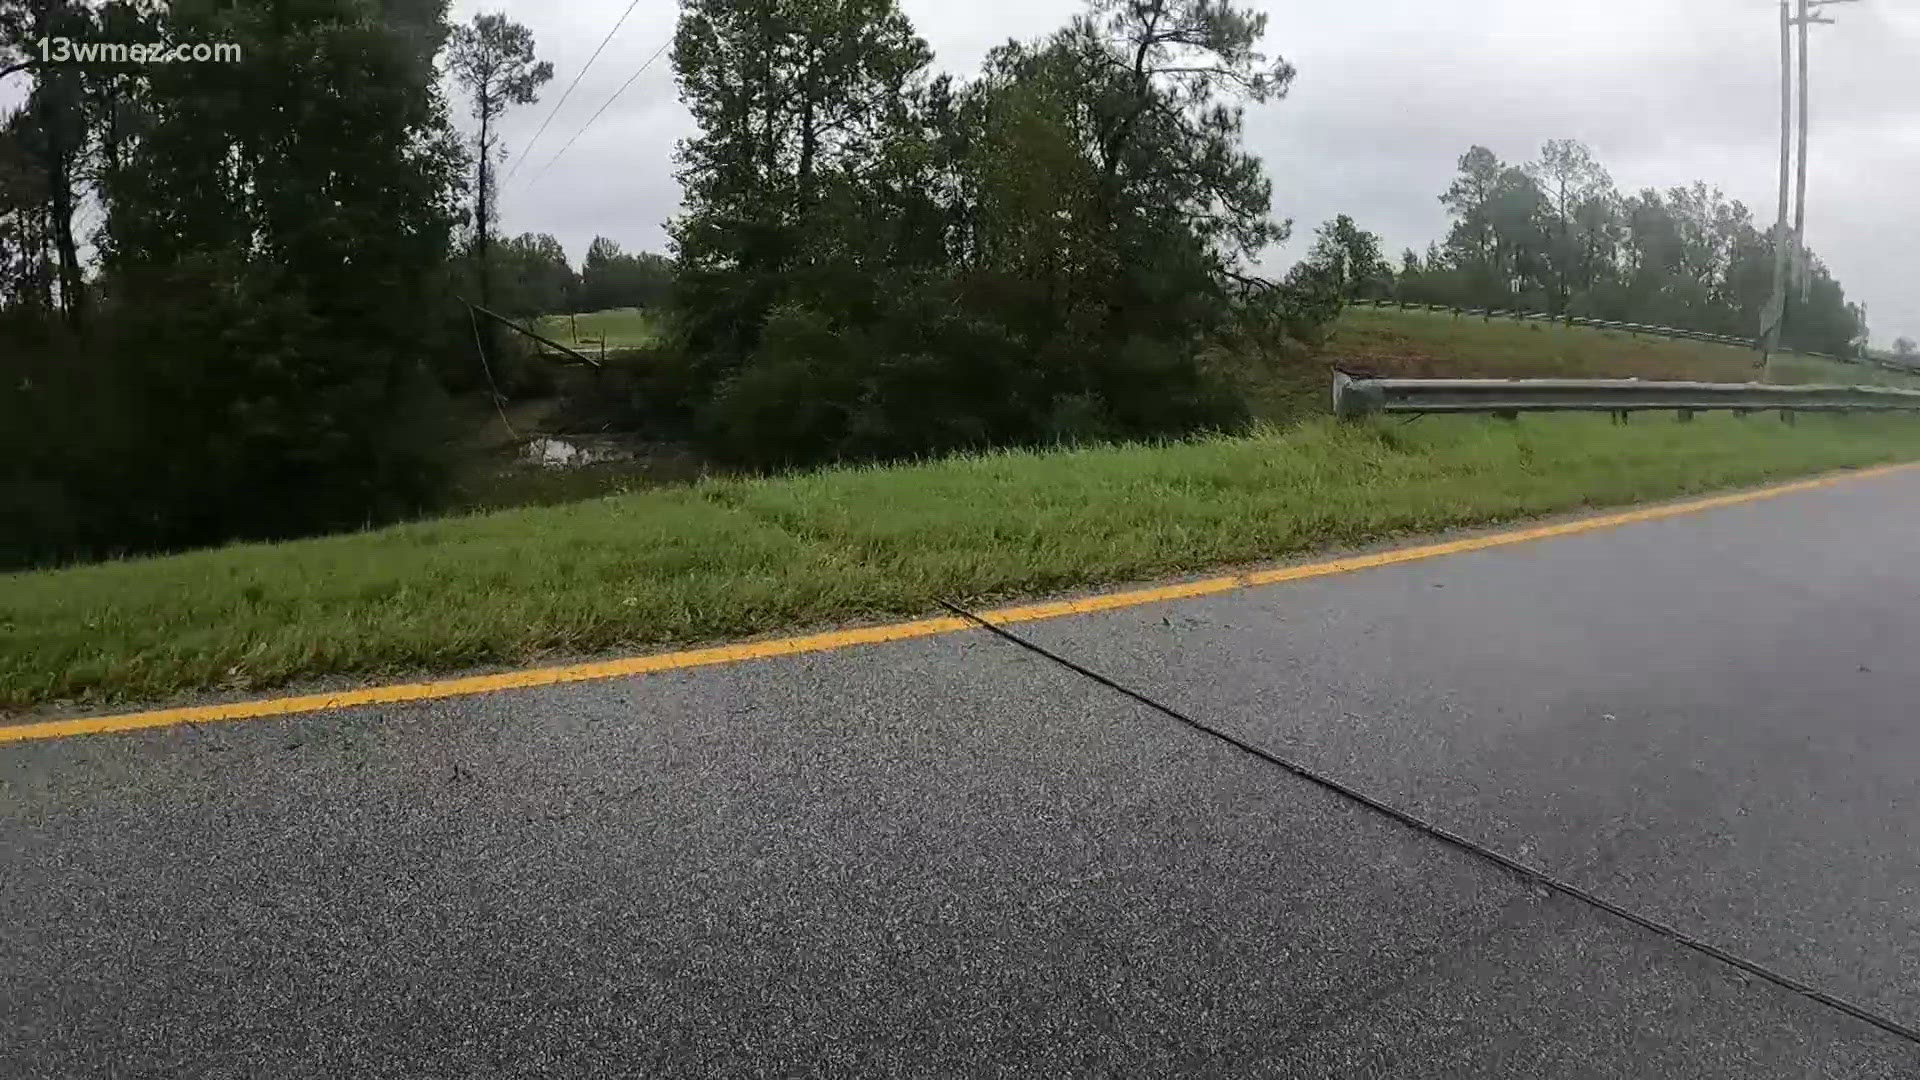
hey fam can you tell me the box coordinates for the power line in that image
[934,598,1920,1049]
[522,38,670,190]
[501,0,647,187]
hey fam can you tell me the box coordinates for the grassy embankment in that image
[8,411,1920,715]
[1236,306,1920,422]
[453,304,1914,512]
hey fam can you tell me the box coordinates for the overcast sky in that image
[459,0,1918,346]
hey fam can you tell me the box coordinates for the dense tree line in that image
[649,0,1322,467]
[1390,142,1867,357]
[7,0,1872,569]
[2,0,468,567]
[578,237,672,313]
[483,233,673,318]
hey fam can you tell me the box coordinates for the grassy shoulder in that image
[8,412,1920,716]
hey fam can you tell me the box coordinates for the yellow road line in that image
[4,461,1915,746]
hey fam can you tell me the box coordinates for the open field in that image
[535,306,661,351]
[9,412,1920,715]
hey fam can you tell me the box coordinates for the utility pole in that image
[1765,0,1859,368]
[1761,1,1792,369]
[1794,0,1858,300]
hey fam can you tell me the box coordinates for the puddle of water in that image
[520,437,634,468]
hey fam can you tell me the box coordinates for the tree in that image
[1438,147,1552,307]
[0,107,54,310]
[1893,337,1916,360]
[494,231,577,316]
[0,1,33,83]
[90,0,467,551]
[670,0,933,370]
[1527,139,1613,312]
[447,12,551,315]
[579,235,672,312]
[665,0,1305,466]
[0,0,102,326]
[1293,214,1390,303]
[1074,0,1294,249]
[955,0,1302,419]
[1439,146,1503,293]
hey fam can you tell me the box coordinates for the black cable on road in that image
[935,598,1920,1048]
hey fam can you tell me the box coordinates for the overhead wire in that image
[500,0,647,188]
[522,38,671,190]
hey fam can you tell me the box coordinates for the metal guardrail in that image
[1332,371,1920,420]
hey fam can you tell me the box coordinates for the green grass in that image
[8,412,1920,715]
[444,455,709,516]
[536,307,661,351]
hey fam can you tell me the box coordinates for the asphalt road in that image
[6,470,1920,1077]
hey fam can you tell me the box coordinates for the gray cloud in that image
[472,0,1916,345]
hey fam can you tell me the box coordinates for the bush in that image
[0,276,457,570]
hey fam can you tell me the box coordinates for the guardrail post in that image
[1331,371,1386,419]
[1780,409,1796,425]
[1677,409,1695,423]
